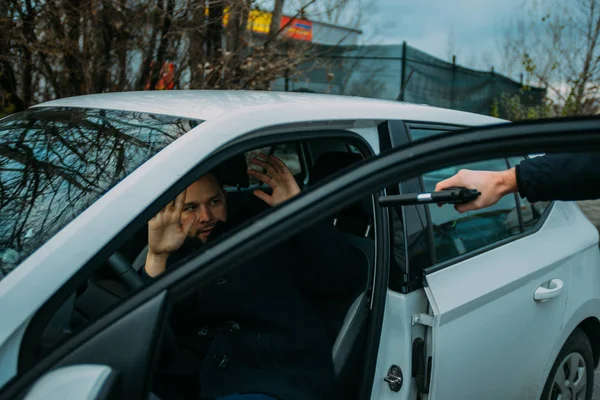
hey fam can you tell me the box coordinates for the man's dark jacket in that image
[140,215,366,400]
[517,153,600,202]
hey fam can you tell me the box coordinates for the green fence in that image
[272,42,546,118]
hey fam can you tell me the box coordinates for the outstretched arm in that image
[435,153,600,213]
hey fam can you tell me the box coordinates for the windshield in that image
[0,107,201,279]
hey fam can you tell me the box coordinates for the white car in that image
[0,91,599,400]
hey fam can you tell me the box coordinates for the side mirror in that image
[24,365,118,400]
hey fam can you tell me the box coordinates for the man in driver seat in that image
[141,154,366,400]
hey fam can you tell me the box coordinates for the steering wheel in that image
[107,251,144,290]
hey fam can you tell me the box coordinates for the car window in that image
[347,143,361,154]
[409,127,454,141]
[508,156,551,229]
[0,107,200,280]
[422,158,520,263]
[245,143,304,186]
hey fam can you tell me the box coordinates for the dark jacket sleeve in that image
[516,153,600,202]
[288,220,367,295]
[139,264,157,284]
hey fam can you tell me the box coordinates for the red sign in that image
[280,16,313,42]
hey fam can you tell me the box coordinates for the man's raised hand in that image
[247,154,301,207]
[148,191,196,257]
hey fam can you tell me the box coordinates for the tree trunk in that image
[225,0,250,87]
[205,0,224,87]
[206,0,224,62]
[115,0,128,90]
[136,0,162,90]
[63,0,84,96]
[188,0,206,89]
[0,0,24,114]
[92,1,114,93]
[149,0,175,89]
[268,0,285,42]
[572,0,600,114]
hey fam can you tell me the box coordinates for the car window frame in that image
[402,122,555,279]
[407,123,460,269]
[386,122,465,291]
[384,120,435,293]
[16,127,379,374]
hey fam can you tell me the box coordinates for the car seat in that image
[307,151,374,393]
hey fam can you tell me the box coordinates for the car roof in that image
[32,90,507,127]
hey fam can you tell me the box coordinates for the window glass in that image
[422,159,520,263]
[409,127,452,141]
[245,144,302,185]
[508,156,551,229]
[0,107,200,280]
[347,143,361,154]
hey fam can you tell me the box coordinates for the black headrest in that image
[211,153,249,188]
[310,151,364,184]
[311,151,372,220]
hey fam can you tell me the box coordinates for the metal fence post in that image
[450,55,457,108]
[400,41,407,101]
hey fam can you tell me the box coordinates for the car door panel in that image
[2,291,168,400]
[0,323,28,389]
[423,202,598,399]
[541,202,600,391]
[24,365,117,400]
[55,292,167,397]
[369,289,428,400]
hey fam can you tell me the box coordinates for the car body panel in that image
[33,90,506,127]
[369,289,429,400]
[24,365,115,400]
[423,202,600,399]
[0,322,27,388]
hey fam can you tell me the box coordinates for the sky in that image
[356,0,526,75]
[280,0,530,78]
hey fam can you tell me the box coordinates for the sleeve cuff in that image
[139,265,157,284]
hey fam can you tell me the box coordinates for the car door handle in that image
[534,279,564,302]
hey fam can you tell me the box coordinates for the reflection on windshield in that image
[0,107,200,279]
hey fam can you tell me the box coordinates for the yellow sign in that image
[222,8,272,34]
[246,9,272,34]
[207,7,313,41]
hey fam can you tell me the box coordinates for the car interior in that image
[36,137,376,399]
